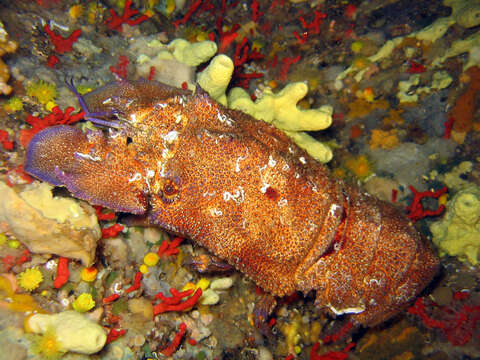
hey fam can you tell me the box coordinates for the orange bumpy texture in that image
[24,80,439,326]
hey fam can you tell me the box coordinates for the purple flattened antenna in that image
[66,79,122,128]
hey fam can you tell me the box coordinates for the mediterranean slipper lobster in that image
[24,79,439,328]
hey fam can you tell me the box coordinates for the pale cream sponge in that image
[0,181,100,266]
[19,181,97,228]
[27,311,107,354]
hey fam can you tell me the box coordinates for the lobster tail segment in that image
[297,184,439,326]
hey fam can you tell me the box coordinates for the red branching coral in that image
[103,294,120,304]
[19,106,84,147]
[406,185,447,222]
[409,293,480,346]
[310,342,355,360]
[299,10,326,35]
[173,0,202,28]
[279,55,301,82]
[125,271,142,293]
[106,328,126,344]
[161,322,187,356]
[101,223,124,238]
[407,60,427,74]
[105,0,149,31]
[153,287,202,316]
[94,206,116,221]
[0,129,14,150]
[251,0,263,22]
[157,237,184,257]
[53,257,69,289]
[44,24,81,54]
[109,55,129,79]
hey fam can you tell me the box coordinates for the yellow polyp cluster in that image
[72,293,95,313]
[45,101,57,112]
[280,316,301,355]
[183,278,210,293]
[69,4,84,19]
[347,98,389,119]
[8,239,20,248]
[369,129,400,150]
[143,252,159,267]
[26,80,57,105]
[361,87,375,102]
[87,2,103,24]
[3,96,23,113]
[352,56,372,70]
[139,264,149,274]
[75,84,94,95]
[80,267,98,282]
[30,326,66,360]
[332,167,346,179]
[18,267,43,291]
[345,155,374,181]
[351,40,364,54]
[156,0,175,17]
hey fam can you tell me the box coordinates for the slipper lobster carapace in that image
[24,79,439,327]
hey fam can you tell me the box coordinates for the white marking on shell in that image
[235,148,249,172]
[210,208,223,216]
[128,172,142,182]
[75,152,101,161]
[258,164,267,173]
[299,156,307,164]
[216,111,234,126]
[162,130,179,143]
[268,155,277,167]
[308,180,318,193]
[327,303,365,315]
[329,203,341,216]
[109,130,122,138]
[203,190,217,197]
[260,183,270,193]
[223,186,245,204]
[278,198,288,206]
[158,162,166,177]
[145,170,154,191]
[241,219,248,229]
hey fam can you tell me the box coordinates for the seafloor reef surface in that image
[0,0,480,359]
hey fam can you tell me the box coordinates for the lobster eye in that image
[163,179,179,195]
